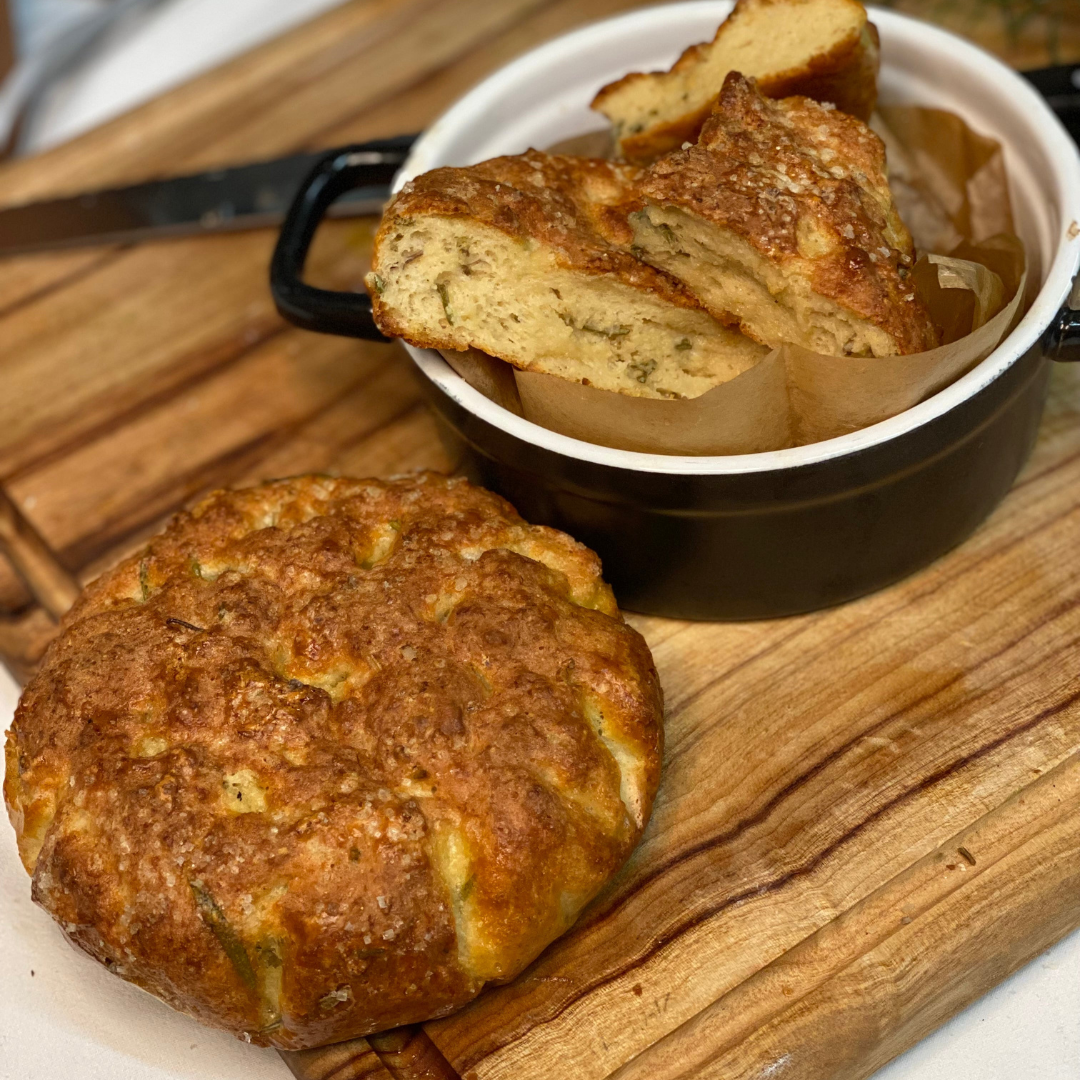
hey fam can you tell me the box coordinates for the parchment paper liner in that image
[440,106,1028,455]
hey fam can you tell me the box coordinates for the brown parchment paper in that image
[442,106,1028,455]
[872,106,1015,253]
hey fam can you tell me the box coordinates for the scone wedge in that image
[630,74,938,358]
[593,0,879,163]
[367,151,768,400]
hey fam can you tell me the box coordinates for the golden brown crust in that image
[368,150,700,326]
[5,474,663,1049]
[638,74,937,355]
[592,0,880,164]
[778,22,879,131]
[603,105,707,171]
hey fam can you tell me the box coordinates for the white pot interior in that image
[397,2,1080,476]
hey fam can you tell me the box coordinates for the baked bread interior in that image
[592,0,879,163]
[630,74,938,357]
[5,474,664,1049]
[367,150,768,400]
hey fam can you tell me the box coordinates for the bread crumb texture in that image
[367,150,767,399]
[3,473,663,1049]
[633,73,937,357]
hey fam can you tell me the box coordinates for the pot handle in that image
[1045,274,1080,363]
[1046,301,1080,362]
[270,136,417,340]
[1023,65,1080,362]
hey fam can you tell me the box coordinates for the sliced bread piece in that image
[629,74,937,358]
[593,0,879,164]
[367,151,768,400]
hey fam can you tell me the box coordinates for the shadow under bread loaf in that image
[592,0,879,164]
[367,150,768,400]
[630,73,938,358]
[4,474,664,1049]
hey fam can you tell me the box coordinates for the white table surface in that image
[1,2,1078,1077]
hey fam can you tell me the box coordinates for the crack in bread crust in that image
[5,473,664,1050]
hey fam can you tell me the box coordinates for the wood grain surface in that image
[1,2,1079,1079]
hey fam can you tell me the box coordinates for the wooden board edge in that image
[281,1025,463,1080]
[606,748,1080,1079]
[280,1036,391,1080]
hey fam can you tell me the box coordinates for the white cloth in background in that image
[10,0,347,152]
[13,0,107,54]
[3,0,173,152]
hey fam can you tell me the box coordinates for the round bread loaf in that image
[3,474,663,1049]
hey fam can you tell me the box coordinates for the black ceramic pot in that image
[416,341,1050,619]
[271,4,1080,619]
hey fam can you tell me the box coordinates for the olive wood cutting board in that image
[1,1,1079,1079]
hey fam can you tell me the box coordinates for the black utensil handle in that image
[270,136,417,340]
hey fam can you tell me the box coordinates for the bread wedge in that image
[367,151,768,400]
[629,74,937,358]
[593,0,879,163]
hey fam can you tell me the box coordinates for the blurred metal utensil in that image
[0,134,417,255]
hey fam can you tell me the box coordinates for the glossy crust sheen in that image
[592,0,880,163]
[368,150,704,330]
[4,474,663,1050]
[637,74,937,355]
